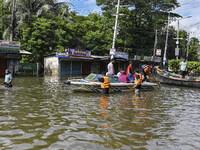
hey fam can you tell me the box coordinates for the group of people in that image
[97,59,153,94]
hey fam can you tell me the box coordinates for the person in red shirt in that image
[126,61,133,77]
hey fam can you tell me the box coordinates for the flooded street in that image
[0,77,200,150]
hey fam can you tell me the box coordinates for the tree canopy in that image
[0,0,199,63]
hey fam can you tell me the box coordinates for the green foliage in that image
[168,59,181,72]
[21,17,74,63]
[169,59,200,74]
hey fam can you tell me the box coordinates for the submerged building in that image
[0,40,32,77]
[44,49,128,76]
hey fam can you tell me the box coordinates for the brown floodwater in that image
[0,76,200,150]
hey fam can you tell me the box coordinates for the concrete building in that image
[44,54,128,76]
[0,50,32,77]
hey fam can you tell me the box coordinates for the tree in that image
[96,0,180,57]
[1,0,71,40]
[188,37,199,61]
[21,16,74,63]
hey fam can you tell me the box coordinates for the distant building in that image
[44,49,128,76]
[0,40,32,77]
[0,50,32,77]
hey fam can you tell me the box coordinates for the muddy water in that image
[0,76,200,150]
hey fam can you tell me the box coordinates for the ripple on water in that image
[0,77,200,149]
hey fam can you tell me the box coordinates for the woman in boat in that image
[118,71,128,83]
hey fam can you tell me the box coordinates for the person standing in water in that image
[4,69,13,87]
[133,70,142,93]
[179,58,187,80]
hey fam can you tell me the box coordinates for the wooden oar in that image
[148,72,161,86]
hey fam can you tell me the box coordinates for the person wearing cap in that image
[179,58,187,79]
[126,61,133,77]
[4,69,13,87]
[107,58,115,76]
[141,64,153,82]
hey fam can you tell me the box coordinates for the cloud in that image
[172,0,200,39]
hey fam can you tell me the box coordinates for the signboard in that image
[156,49,161,56]
[56,52,69,58]
[114,52,129,60]
[175,48,180,56]
[144,56,153,61]
[153,56,162,62]
[110,48,116,55]
[134,55,141,61]
[0,40,20,53]
[68,48,91,57]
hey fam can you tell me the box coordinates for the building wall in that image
[44,56,59,76]
[0,58,7,77]
[91,62,100,74]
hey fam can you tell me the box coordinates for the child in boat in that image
[118,71,128,83]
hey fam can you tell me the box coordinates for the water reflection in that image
[0,77,199,149]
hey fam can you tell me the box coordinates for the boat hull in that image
[155,71,200,88]
[65,81,158,93]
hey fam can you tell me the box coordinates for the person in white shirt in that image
[107,59,115,76]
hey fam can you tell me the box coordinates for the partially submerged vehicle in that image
[64,73,158,93]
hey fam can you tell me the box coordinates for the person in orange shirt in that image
[126,61,133,77]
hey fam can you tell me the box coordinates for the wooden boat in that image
[155,66,200,88]
[64,73,158,93]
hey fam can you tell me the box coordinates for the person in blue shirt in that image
[128,73,135,83]
[4,69,13,87]
[179,58,187,80]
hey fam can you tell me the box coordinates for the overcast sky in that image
[59,0,200,39]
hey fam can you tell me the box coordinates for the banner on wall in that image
[114,52,129,60]
[55,52,70,58]
[68,48,91,57]
[0,40,20,53]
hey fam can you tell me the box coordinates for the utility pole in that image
[175,20,180,60]
[186,32,190,60]
[153,29,158,56]
[112,0,120,49]
[174,16,191,60]
[163,13,170,66]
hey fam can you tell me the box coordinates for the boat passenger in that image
[117,70,123,77]
[179,58,187,80]
[4,69,13,87]
[107,58,115,76]
[133,70,142,93]
[126,61,133,77]
[118,71,128,83]
[141,64,152,81]
[128,73,135,83]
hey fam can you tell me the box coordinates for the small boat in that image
[155,66,200,88]
[64,73,158,93]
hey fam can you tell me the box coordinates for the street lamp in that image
[174,16,192,60]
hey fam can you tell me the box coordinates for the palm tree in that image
[1,0,71,40]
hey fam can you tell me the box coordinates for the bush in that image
[168,59,200,74]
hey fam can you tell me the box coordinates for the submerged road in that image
[0,76,199,149]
